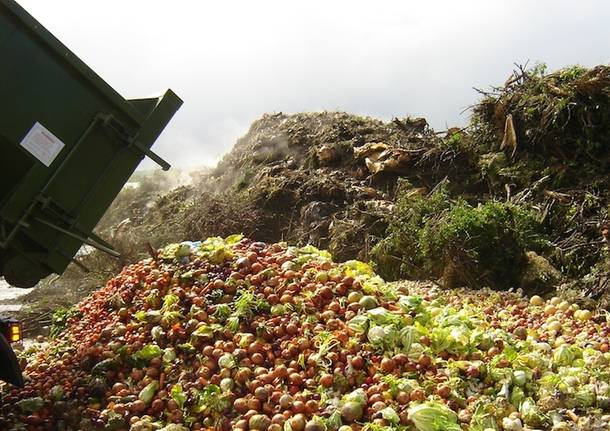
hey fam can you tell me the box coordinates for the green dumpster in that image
[0,0,183,287]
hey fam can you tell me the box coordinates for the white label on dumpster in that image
[19,122,65,167]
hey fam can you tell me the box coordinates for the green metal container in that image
[0,0,183,287]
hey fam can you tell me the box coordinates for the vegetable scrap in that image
[2,236,610,430]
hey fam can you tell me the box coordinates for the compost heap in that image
[89,64,610,310]
[3,236,610,431]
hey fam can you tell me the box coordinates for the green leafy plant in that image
[372,182,548,288]
[50,306,81,338]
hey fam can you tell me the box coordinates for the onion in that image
[249,414,271,431]
[289,414,306,431]
[341,401,364,423]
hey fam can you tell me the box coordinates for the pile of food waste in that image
[2,236,610,431]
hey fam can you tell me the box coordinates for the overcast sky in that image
[18,0,610,169]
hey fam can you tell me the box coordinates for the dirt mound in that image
[177,112,478,261]
[93,112,477,267]
[17,63,610,327]
[468,64,610,302]
[472,64,610,186]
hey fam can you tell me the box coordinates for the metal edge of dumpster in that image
[27,89,184,271]
[0,0,146,124]
[0,86,183,286]
[130,90,184,171]
[0,1,184,284]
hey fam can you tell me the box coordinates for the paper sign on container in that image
[19,122,65,167]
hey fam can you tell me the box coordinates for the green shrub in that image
[371,182,549,289]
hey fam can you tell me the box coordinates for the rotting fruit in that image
[2,235,610,431]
